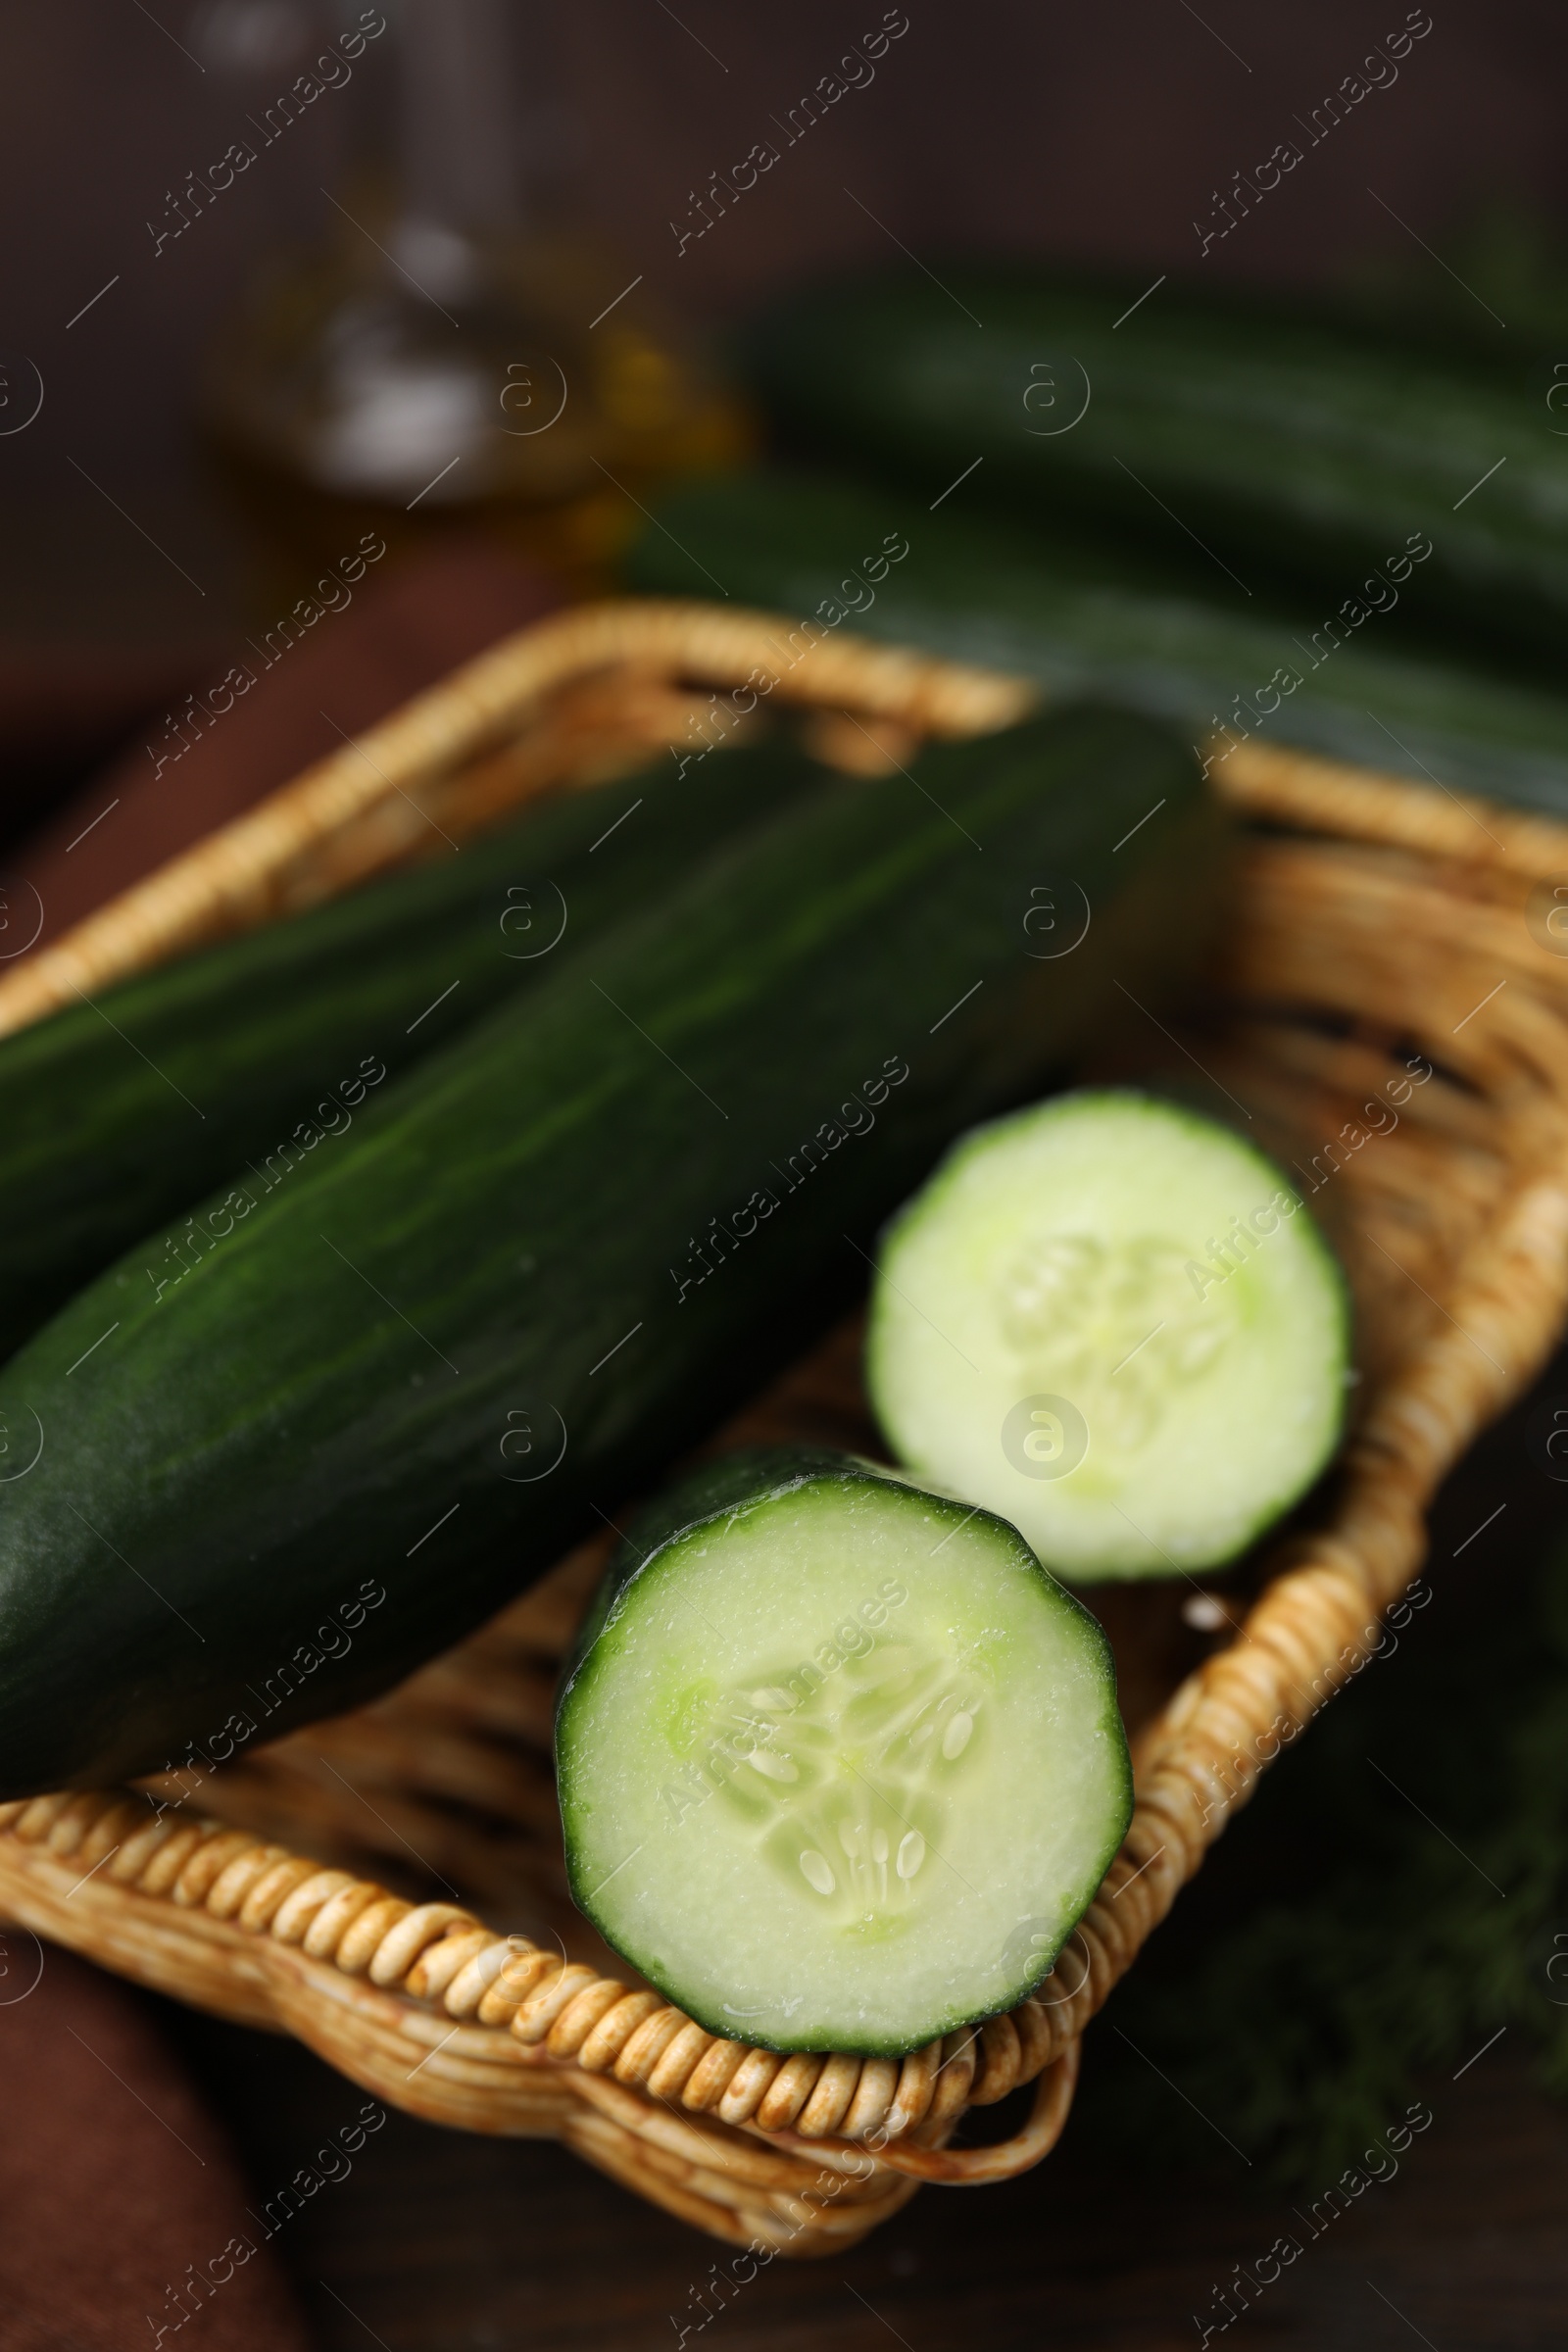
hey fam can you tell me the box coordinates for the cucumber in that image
[0,707,1222,1794]
[556,1446,1132,2055]
[626,468,1568,817]
[868,1092,1348,1581]
[0,741,818,1360]
[741,269,1568,662]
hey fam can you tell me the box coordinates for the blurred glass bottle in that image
[198,0,748,594]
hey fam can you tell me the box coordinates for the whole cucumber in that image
[627,467,1568,817]
[0,706,1223,1793]
[741,269,1568,662]
[0,739,820,1360]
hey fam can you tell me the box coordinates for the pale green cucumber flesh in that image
[868,1092,1349,1580]
[557,1454,1132,2056]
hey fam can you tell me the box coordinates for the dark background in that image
[5,3,1568,2346]
[7,0,1567,643]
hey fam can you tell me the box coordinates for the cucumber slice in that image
[867,1092,1348,1581]
[556,1447,1131,2056]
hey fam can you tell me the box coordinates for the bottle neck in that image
[394,0,522,255]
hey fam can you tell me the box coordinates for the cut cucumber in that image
[556,1447,1132,2055]
[868,1093,1348,1581]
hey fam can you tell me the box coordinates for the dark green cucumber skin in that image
[627,468,1568,819]
[554,1444,1132,2052]
[0,742,818,1361]
[0,706,1224,1795]
[740,269,1568,663]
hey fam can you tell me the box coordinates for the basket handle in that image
[818,2039,1081,2185]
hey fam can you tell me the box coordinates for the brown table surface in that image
[147,2015,1568,2352]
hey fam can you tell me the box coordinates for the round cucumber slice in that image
[556,1449,1131,2056]
[867,1091,1348,1581]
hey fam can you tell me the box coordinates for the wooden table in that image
[156,2006,1568,2351]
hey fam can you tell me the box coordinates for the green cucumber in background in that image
[0,739,823,1362]
[625,468,1568,816]
[0,705,1222,1793]
[738,268,1568,662]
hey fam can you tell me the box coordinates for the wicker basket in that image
[3,601,1568,2256]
